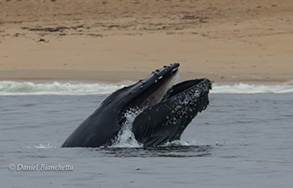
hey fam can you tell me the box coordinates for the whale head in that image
[62,63,212,148]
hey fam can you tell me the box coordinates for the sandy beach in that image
[0,0,292,82]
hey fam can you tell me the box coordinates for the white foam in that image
[0,81,293,95]
[212,82,293,94]
[0,81,133,96]
[111,109,142,148]
[162,140,200,147]
[33,143,56,149]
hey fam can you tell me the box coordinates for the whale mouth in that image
[122,63,179,109]
[119,63,212,129]
[119,63,179,124]
[162,78,212,101]
[140,63,180,109]
[139,76,212,111]
[122,63,212,114]
[139,71,179,109]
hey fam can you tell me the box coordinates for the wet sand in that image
[0,0,292,82]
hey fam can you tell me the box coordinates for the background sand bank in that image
[0,0,292,82]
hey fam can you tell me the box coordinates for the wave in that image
[33,143,56,149]
[212,82,293,94]
[0,81,133,96]
[0,81,293,95]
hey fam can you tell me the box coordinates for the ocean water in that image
[0,81,293,187]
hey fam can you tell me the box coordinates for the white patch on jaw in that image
[172,73,180,86]
[141,72,179,108]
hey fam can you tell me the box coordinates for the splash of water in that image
[111,109,143,148]
[162,140,201,147]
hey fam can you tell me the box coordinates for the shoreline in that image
[0,70,290,84]
[1,79,293,96]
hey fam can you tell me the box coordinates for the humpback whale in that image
[62,63,211,148]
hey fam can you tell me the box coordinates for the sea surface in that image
[0,81,293,188]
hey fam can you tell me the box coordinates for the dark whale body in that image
[62,63,211,148]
